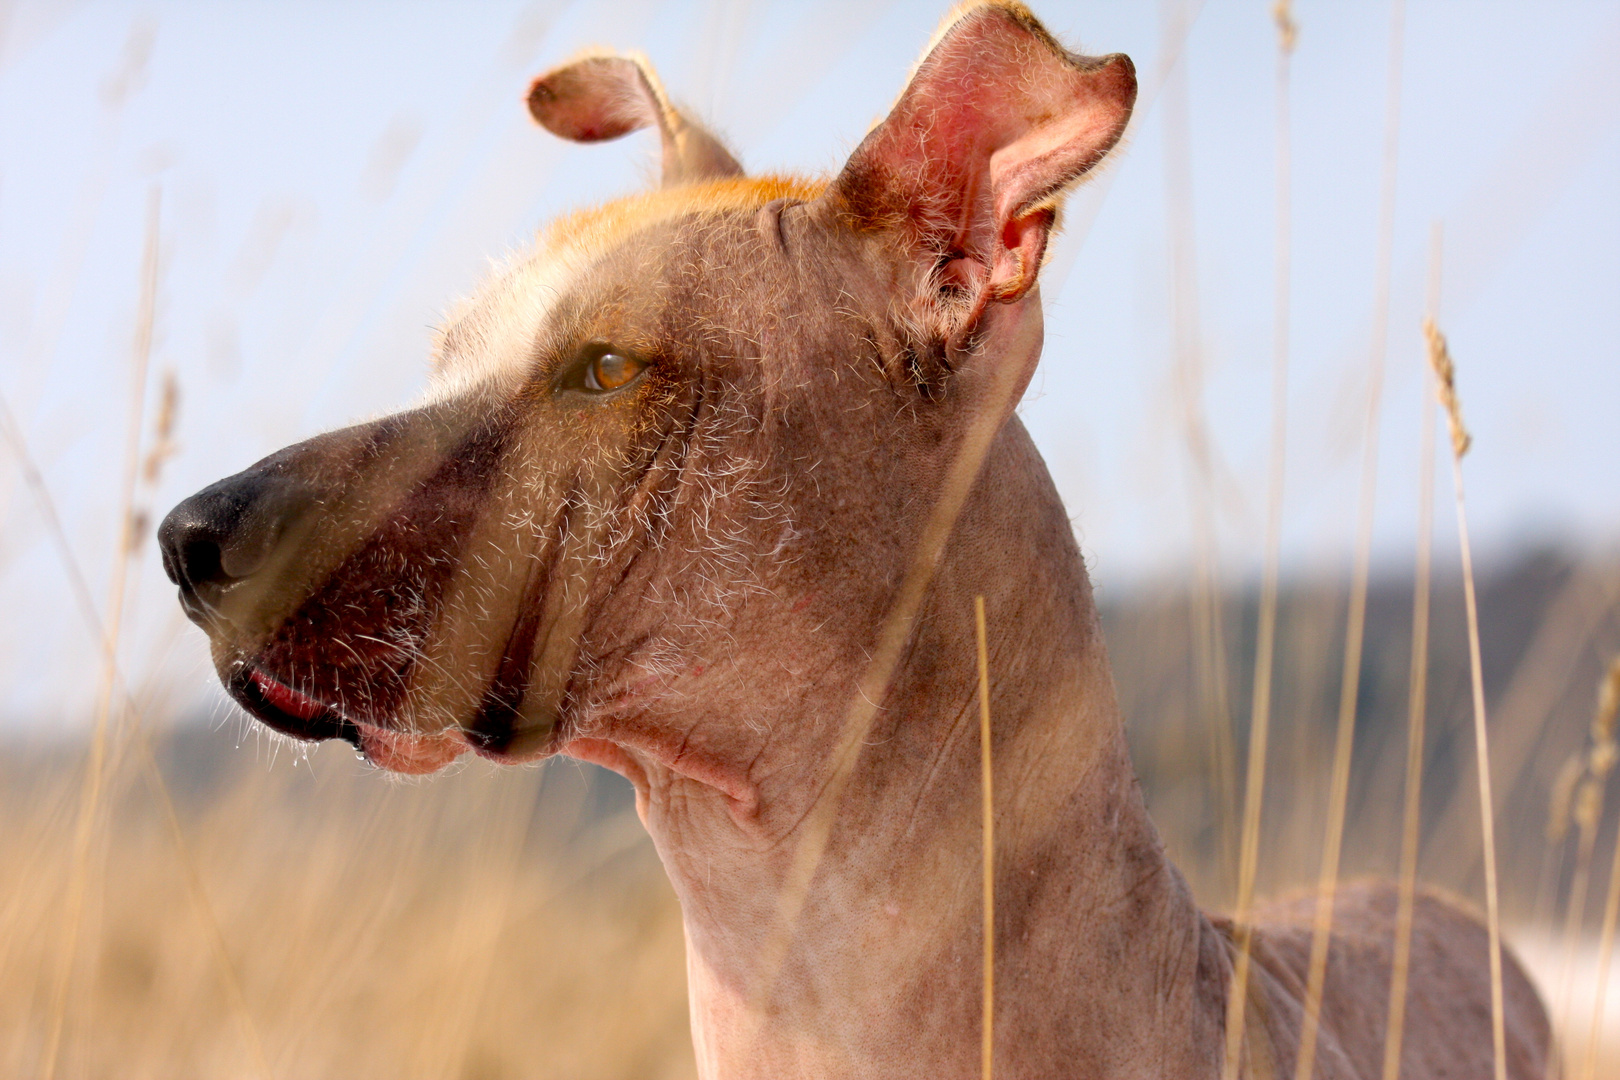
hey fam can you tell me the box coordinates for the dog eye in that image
[563,344,647,394]
[587,350,643,391]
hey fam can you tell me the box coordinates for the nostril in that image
[159,469,305,604]
[180,537,226,588]
[158,504,229,592]
[158,497,256,595]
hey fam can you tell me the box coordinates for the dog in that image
[159,4,1551,1075]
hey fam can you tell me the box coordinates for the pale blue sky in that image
[1,0,1617,727]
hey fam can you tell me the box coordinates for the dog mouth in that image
[227,665,471,774]
[229,665,358,745]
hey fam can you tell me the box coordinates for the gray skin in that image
[158,4,1550,1077]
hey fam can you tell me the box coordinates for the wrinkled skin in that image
[159,3,1550,1077]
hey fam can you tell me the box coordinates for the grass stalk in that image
[2,388,271,1078]
[0,200,271,1079]
[1162,0,1237,889]
[40,187,161,1080]
[1424,562,1620,889]
[1380,221,1442,1080]
[421,771,543,1080]
[975,596,994,1080]
[1294,5,1405,1075]
[1425,315,1507,1080]
[1223,5,1295,1076]
[131,728,275,1079]
[1558,785,1603,1059]
[1555,655,1620,1067]
[1538,757,1581,934]
[1578,800,1620,1080]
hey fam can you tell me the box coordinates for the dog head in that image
[159,2,1135,775]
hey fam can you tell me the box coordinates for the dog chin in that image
[352,723,469,775]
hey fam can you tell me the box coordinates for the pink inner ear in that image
[991,208,1054,302]
[834,4,1135,315]
[989,96,1135,226]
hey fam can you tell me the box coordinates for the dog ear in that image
[527,53,744,187]
[831,2,1135,339]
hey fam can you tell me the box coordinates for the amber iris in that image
[586,350,644,391]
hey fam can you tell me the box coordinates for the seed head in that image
[1423,318,1471,459]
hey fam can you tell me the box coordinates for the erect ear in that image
[527,52,744,188]
[831,2,1135,339]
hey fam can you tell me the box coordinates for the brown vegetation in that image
[0,743,694,1079]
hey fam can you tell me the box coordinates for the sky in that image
[1,0,1617,728]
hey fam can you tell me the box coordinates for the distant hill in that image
[1100,546,1620,922]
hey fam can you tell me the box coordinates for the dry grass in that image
[1582,823,1620,1079]
[41,186,163,1080]
[975,595,995,1080]
[1223,6,1297,1073]
[1294,3,1406,1073]
[1380,224,1439,1080]
[1426,313,1508,1080]
[0,739,695,1080]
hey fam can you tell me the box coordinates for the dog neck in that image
[579,418,1231,1079]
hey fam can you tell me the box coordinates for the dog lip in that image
[229,664,466,773]
[228,665,362,749]
[249,669,328,723]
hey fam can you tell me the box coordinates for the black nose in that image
[158,468,309,625]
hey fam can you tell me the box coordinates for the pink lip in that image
[248,668,466,774]
[250,669,329,722]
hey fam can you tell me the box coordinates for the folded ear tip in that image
[526,67,571,133]
[524,52,744,185]
[526,56,650,143]
[1101,52,1135,77]
[526,76,588,140]
[526,75,557,116]
[1098,52,1138,102]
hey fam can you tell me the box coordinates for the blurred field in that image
[1,548,1616,1077]
[1113,547,1620,1075]
[0,741,696,1079]
[1113,548,1620,915]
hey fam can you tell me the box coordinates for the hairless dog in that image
[159,3,1550,1076]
